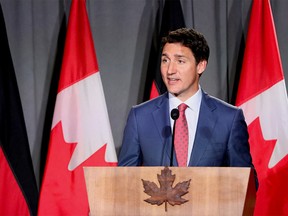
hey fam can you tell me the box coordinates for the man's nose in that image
[167,61,176,74]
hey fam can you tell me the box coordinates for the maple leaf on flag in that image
[142,167,191,212]
[51,73,116,171]
[248,118,288,214]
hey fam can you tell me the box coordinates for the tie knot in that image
[178,103,188,112]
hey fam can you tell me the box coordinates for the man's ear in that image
[197,60,207,76]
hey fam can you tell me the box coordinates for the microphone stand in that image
[170,109,179,166]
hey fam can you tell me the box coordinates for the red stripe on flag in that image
[0,147,30,216]
[236,0,283,106]
[57,0,99,93]
[150,81,160,99]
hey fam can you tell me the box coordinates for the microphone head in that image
[171,108,179,120]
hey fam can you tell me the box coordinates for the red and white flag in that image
[236,0,288,215]
[38,0,117,215]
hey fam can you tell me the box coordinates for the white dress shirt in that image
[169,87,202,165]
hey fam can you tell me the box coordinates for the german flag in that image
[0,3,38,216]
[143,0,185,101]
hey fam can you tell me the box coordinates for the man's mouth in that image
[167,77,179,84]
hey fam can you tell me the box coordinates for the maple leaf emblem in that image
[142,167,191,212]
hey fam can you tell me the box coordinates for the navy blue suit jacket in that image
[118,90,254,168]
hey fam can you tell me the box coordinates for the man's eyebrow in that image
[174,54,186,58]
[161,53,186,58]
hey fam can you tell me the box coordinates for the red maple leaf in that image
[39,122,116,215]
[248,117,288,215]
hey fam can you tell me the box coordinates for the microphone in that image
[170,108,179,166]
[171,109,179,121]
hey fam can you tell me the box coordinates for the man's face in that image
[160,42,206,101]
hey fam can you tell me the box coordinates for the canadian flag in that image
[38,0,117,215]
[236,0,288,215]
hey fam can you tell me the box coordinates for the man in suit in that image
[118,28,255,171]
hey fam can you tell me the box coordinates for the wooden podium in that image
[84,167,256,216]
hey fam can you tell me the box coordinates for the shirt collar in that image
[169,86,202,112]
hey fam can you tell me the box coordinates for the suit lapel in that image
[152,93,174,166]
[189,91,217,166]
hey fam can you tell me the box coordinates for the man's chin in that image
[169,91,180,97]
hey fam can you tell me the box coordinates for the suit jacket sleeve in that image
[118,108,142,166]
[227,108,253,167]
[230,108,259,189]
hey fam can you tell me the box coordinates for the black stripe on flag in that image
[143,0,186,101]
[0,4,38,216]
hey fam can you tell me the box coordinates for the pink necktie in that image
[174,103,188,167]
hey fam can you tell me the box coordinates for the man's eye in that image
[162,58,168,63]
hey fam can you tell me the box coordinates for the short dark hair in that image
[161,28,210,64]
